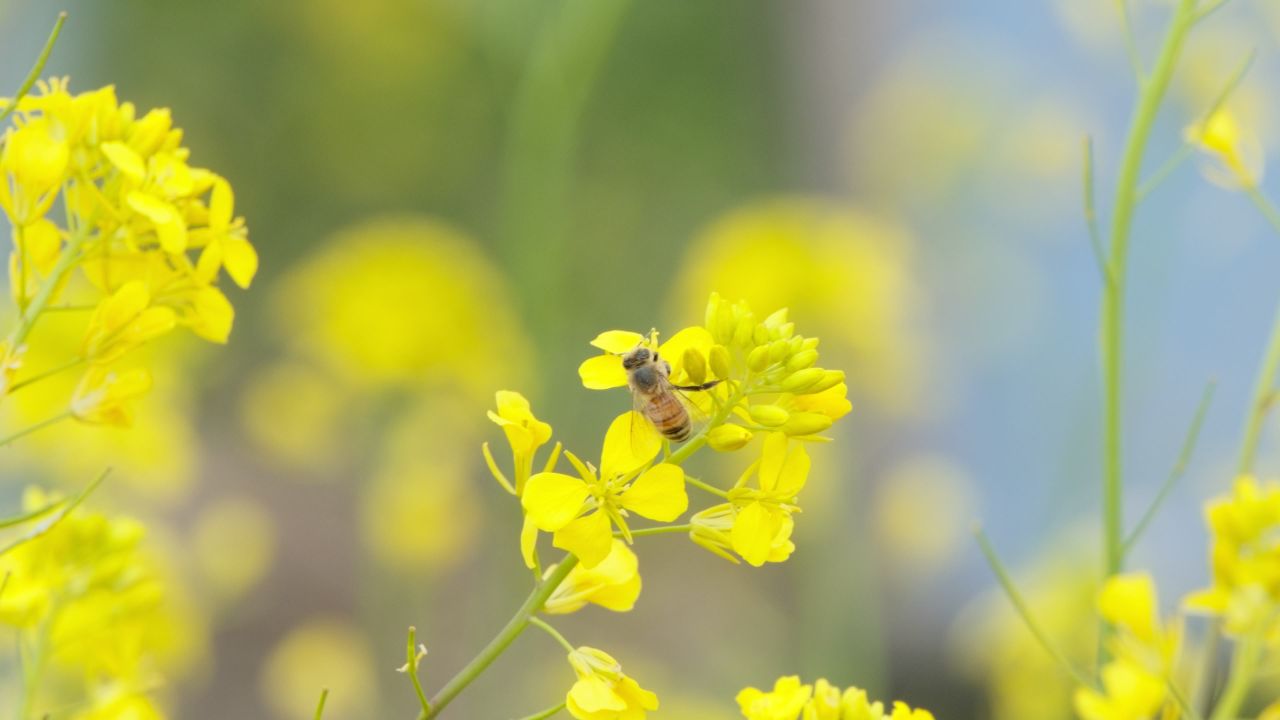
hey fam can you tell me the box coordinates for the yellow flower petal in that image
[522,473,589,531]
[619,464,687,522]
[590,330,645,354]
[100,141,146,182]
[223,238,258,289]
[521,516,539,569]
[732,501,778,567]
[579,354,629,390]
[554,510,613,568]
[774,443,810,499]
[600,411,660,480]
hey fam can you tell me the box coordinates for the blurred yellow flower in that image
[268,216,527,396]
[736,676,934,720]
[80,281,177,364]
[1185,109,1266,189]
[565,646,659,720]
[874,454,975,576]
[191,496,277,602]
[1074,573,1176,720]
[523,412,687,568]
[1073,657,1165,720]
[240,360,348,474]
[261,617,376,720]
[1185,475,1280,635]
[70,366,152,427]
[670,200,924,414]
[544,539,642,614]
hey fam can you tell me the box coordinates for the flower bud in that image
[707,424,753,451]
[782,412,833,436]
[752,323,769,346]
[732,313,755,348]
[780,367,824,393]
[747,345,771,373]
[801,337,820,351]
[776,322,795,340]
[806,369,846,394]
[786,349,818,373]
[749,404,790,427]
[682,347,707,384]
[762,307,788,328]
[709,344,731,380]
[768,339,790,364]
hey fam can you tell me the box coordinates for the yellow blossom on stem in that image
[484,390,555,568]
[1184,109,1265,189]
[70,366,152,426]
[736,676,812,720]
[543,539,641,614]
[578,326,718,391]
[729,432,808,566]
[565,646,659,720]
[522,412,687,567]
[80,281,176,364]
[736,677,933,720]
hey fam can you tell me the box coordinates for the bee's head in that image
[621,346,652,370]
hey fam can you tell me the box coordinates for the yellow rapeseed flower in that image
[80,281,177,364]
[736,677,933,720]
[1074,573,1174,720]
[1184,108,1265,189]
[565,646,659,720]
[70,366,153,426]
[579,327,718,391]
[736,676,812,720]
[544,539,642,614]
[522,412,687,568]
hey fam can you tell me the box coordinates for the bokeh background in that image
[3,0,1280,717]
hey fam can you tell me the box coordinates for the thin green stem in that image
[973,526,1097,690]
[313,689,329,720]
[1166,677,1206,720]
[1117,0,1145,83]
[7,356,85,395]
[420,556,579,720]
[1123,379,1215,554]
[514,702,566,720]
[0,411,71,448]
[0,13,67,126]
[405,626,430,715]
[685,475,728,499]
[1233,185,1280,476]
[621,523,692,539]
[1,469,108,557]
[1194,0,1232,24]
[1101,0,1197,588]
[527,617,575,653]
[1207,633,1263,720]
[1083,136,1111,283]
[6,224,91,354]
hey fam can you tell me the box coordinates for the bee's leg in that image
[672,380,722,392]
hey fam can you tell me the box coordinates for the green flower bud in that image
[768,339,790,364]
[786,349,819,373]
[749,404,790,427]
[732,314,755,348]
[709,344,732,380]
[806,369,845,394]
[707,424,753,451]
[682,347,707,384]
[752,323,770,346]
[780,367,825,393]
[801,337,820,351]
[782,412,833,436]
[747,345,771,373]
[763,307,788,328]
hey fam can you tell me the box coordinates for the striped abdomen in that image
[642,391,691,442]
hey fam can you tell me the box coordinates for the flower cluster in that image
[471,293,853,719]
[1,78,254,426]
[1073,574,1176,720]
[736,676,934,720]
[0,487,200,718]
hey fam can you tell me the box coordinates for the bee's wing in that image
[670,382,718,436]
[628,389,663,459]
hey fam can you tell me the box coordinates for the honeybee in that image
[621,345,720,443]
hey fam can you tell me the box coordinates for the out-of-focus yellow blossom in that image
[70,366,152,426]
[671,206,921,414]
[523,411,687,568]
[736,676,812,720]
[691,432,807,567]
[73,689,165,720]
[0,78,254,343]
[239,360,347,474]
[361,398,482,573]
[544,539,641,614]
[261,617,377,720]
[1185,475,1280,635]
[0,487,203,716]
[80,281,177,364]
[1185,109,1266,189]
[874,455,975,576]
[191,496,277,602]
[565,646,659,720]
[268,217,527,397]
[736,676,934,720]
[1074,573,1176,720]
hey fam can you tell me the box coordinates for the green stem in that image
[405,626,430,715]
[420,556,579,719]
[1101,0,1197,585]
[7,356,85,395]
[514,702,566,720]
[1208,633,1263,720]
[685,475,728,499]
[621,523,692,539]
[6,224,91,354]
[527,617,575,653]
[1236,186,1280,475]
[0,13,67,126]
[313,689,330,720]
[0,411,71,447]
